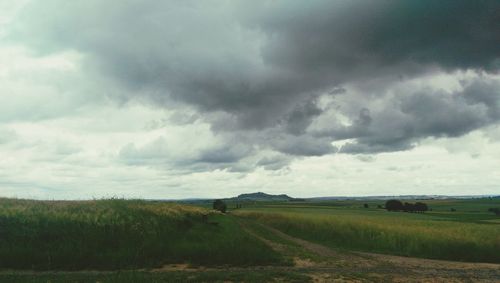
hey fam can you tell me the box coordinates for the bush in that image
[488,208,500,215]
[213,200,227,213]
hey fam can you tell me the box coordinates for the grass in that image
[234,198,500,263]
[236,218,323,264]
[0,198,285,270]
[1,197,498,282]
[0,270,311,283]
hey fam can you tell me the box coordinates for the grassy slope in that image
[235,198,500,263]
[0,198,284,270]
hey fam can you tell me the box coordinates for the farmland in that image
[0,197,499,282]
[0,198,284,270]
[234,198,500,263]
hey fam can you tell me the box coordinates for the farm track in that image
[234,217,500,282]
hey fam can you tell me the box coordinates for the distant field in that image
[0,198,284,270]
[234,198,500,263]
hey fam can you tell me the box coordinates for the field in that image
[235,198,500,263]
[0,197,499,282]
[0,198,284,270]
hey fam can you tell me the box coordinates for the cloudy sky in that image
[1,0,499,199]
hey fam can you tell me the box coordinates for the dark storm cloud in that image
[319,80,500,153]
[11,0,500,160]
[271,135,337,156]
[250,0,500,74]
[284,100,322,136]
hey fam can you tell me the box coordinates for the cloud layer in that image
[1,0,500,198]
[11,1,499,161]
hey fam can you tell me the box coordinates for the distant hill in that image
[231,192,295,202]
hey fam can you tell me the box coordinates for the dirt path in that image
[238,219,500,282]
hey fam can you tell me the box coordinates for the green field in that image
[0,198,284,270]
[0,197,499,282]
[235,198,500,263]
[0,270,310,283]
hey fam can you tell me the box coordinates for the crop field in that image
[0,198,284,270]
[0,197,499,282]
[235,198,500,263]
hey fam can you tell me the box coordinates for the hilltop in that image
[231,192,295,202]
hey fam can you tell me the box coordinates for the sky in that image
[0,0,499,199]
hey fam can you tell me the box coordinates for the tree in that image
[385,199,403,211]
[414,202,428,213]
[488,208,500,216]
[403,202,414,212]
[212,199,227,213]
[363,203,369,208]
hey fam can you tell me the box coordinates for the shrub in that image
[213,200,227,213]
[488,208,500,215]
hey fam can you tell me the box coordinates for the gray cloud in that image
[256,154,292,171]
[196,143,253,164]
[328,79,500,153]
[271,135,337,156]
[250,1,500,74]
[10,0,500,162]
[284,100,322,136]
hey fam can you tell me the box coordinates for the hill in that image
[232,192,295,202]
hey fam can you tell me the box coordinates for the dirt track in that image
[236,219,500,283]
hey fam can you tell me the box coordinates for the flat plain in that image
[0,197,499,282]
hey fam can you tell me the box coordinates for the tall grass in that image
[0,198,284,270]
[236,209,500,263]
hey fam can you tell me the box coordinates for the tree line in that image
[385,199,428,213]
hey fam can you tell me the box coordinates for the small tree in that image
[213,199,227,213]
[403,202,414,212]
[385,199,403,211]
[414,202,428,213]
[363,203,369,208]
[488,208,500,216]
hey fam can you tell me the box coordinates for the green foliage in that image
[0,198,284,270]
[385,199,403,211]
[489,208,500,215]
[212,199,227,213]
